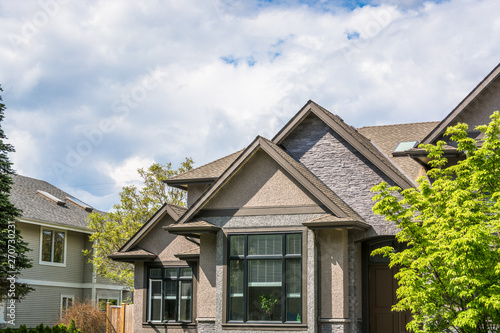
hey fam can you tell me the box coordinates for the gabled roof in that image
[166,150,243,189]
[421,62,500,145]
[173,135,363,226]
[9,174,100,231]
[273,100,416,189]
[118,203,187,252]
[108,248,157,262]
[358,121,440,180]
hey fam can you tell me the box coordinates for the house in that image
[110,63,500,333]
[0,175,130,328]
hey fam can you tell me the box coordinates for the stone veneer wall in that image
[281,114,399,236]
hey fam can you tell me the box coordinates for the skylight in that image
[393,141,419,153]
[66,196,93,212]
[36,190,65,206]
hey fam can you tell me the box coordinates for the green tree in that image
[85,159,193,288]
[372,112,500,332]
[0,85,32,300]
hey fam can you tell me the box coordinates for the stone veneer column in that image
[197,234,217,333]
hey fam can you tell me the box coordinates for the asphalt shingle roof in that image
[358,121,440,181]
[9,174,102,230]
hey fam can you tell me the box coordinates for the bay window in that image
[148,267,193,323]
[227,233,302,323]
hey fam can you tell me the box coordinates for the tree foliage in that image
[85,159,193,288]
[0,85,32,300]
[372,112,500,333]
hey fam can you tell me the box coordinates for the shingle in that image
[168,150,243,182]
[358,121,440,181]
[9,174,102,229]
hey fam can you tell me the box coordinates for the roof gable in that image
[119,203,186,252]
[422,63,500,144]
[175,136,362,226]
[273,100,415,189]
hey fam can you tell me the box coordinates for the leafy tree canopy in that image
[0,85,32,300]
[85,159,193,288]
[372,112,500,333]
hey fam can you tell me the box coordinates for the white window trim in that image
[60,295,74,318]
[97,296,119,311]
[39,226,67,267]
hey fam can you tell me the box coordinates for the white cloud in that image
[1,0,499,210]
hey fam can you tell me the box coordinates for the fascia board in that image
[422,63,500,145]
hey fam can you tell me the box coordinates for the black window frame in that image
[147,266,194,323]
[226,232,303,324]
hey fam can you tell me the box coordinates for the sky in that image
[1,0,499,211]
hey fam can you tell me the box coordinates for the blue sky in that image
[0,0,499,211]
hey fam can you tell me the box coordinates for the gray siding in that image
[11,285,82,328]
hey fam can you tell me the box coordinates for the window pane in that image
[149,268,162,278]
[180,267,192,278]
[229,260,244,321]
[150,280,162,321]
[164,280,177,321]
[286,259,301,322]
[286,234,301,255]
[248,235,282,256]
[178,281,192,322]
[42,230,52,261]
[164,268,178,279]
[53,232,65,263]
[230,235,245,256]
[248,260,282,322]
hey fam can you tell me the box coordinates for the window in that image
[61,295,73,317]
[98,298,118,311]
[40,228,66,265]
[147,267,193,323]
[227,233,302,323]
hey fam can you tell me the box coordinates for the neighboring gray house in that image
[0,175,129,327]
[111,63,500,333]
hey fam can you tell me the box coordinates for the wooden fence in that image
[106,303,134,333]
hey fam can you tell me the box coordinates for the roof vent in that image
[393,141,419,156]
[36,190,66,206]
[66,196,93,212]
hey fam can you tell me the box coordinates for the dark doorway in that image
[363,239,410,333]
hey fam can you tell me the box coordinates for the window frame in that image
[39,227,67,267]
[60,295,74,318]
[146,266,194,324]
[226,232,303,325]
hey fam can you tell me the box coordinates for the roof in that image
[108,248,157,262]
[421,62,500,144]
[166,150,243,188]
[164,220,220,235]
[119,203,187,252]
[358,121,440,180]
[9,174,100,231]
[273,100,416,189]
[172,135,363,226]
[303,214,370,230]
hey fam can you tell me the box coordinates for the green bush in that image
[0,320,82,333]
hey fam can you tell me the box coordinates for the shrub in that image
[58,300,106,333]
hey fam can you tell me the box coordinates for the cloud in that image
[0,0,499,211]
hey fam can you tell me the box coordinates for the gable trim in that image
[197,205,327,217]
[119,204,185,252]
[422,63,500,145]
[273,101,415,190]
[175,136,360,225]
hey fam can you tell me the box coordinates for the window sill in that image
[222,323,307,330]
[142,322,196,327]
[39,261,66,267]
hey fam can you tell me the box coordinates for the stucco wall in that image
[205,150,320,209]
[318,229,348,319]
[197,234,217,319]
[281,114,398,236]
[188,184,211,208]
